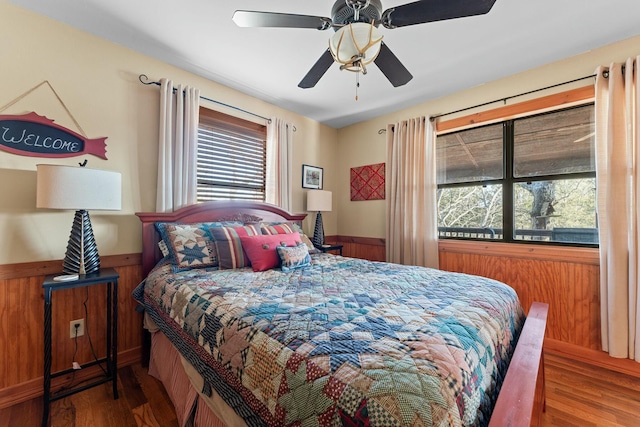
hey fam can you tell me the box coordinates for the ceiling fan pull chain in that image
[355,71,360,101]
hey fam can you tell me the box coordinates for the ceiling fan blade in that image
[233,10,332,30]
[298,49,335,89]
[382,0,497,29]
[374,42,413,87]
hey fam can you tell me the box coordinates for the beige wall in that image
[0,1,338,264]
[4,0,640,264]
[336,34,640,239]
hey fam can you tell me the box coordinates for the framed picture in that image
[302,164,323,189]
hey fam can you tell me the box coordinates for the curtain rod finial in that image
[139,74,155,85]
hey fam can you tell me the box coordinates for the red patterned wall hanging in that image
[350,163,385,201]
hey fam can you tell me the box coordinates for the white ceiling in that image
[8,0,640,128]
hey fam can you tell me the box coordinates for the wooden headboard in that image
[136,201,307,276]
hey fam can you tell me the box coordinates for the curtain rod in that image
[378,73,597,134]
[138,74,288,129]
[430,73,597,120]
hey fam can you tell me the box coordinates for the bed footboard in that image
[490,302,549,427]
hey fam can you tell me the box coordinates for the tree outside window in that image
[436,103,597,246]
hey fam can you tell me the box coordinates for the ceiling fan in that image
[233,0,497,89]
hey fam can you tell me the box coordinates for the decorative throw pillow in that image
[298,233,320,254]
[261,221,319,254]
[155,221,242,270]
[210,225,262,270]
[240,232,302,272]
[277,243,311,272]
[261,222,296,235]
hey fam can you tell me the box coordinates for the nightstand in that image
[317,243,343,256]
[42,268,119,427]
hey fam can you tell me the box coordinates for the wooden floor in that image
[540,353,640,427]
[1,353,639,426]
[0,363,179,427]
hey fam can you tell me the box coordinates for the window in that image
[437,102,597,245]
[197,107,267,201]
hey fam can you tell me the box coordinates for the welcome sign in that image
[0,112,107,159]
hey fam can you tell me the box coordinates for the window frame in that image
[435,86,597,247]
[197,107,267,202]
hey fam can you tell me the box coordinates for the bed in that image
[135,201,548,427]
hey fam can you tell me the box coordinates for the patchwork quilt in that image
[135,253,524,427]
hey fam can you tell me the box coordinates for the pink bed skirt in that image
[149,330,228,427]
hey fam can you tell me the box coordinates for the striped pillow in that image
[210,225,261,270]
[261,222,296,235]
[261,222,319,254]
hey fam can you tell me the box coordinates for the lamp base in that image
[63,210,101,275]
[312,211,325,248]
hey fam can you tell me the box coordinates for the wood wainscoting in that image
[438,240,601,351]
[327,235,386,261]
[2,238,637,409]
[0,254,144,409]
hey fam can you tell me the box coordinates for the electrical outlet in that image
[70,318,85,338]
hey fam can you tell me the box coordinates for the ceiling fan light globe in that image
[329,22,382,70]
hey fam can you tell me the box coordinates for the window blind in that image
[197,108,267,201]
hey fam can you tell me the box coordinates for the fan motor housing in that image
[331,0,382,25]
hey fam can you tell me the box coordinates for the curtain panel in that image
[595,57,640,360]
[385,117,439,268]
[265,118,293,211]
[156,78,200,212]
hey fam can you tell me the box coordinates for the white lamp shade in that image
[36,164,122,211]
[307,190,332,212]
[330,22,383,67]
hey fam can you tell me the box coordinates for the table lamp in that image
[307,190,332,248]
[36,164,122,275]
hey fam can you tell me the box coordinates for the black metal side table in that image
[42,267,119,427]
[317,244,343,255]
